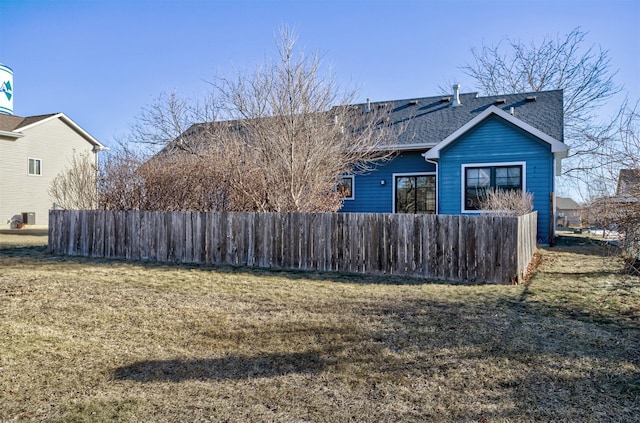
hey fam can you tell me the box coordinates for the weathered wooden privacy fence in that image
[49,210,537,284]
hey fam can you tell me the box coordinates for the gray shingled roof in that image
[171,89,564,153]
[0,113,57,132]
[361,89,564,147]
[556,197,581,210]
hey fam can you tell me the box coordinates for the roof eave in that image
[0,129,24,140]
[380,142,438,152]
[16,112,107,150]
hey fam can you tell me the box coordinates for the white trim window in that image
[337,175,354,200]
[28,158,42,176]
[462,162,525,212]
[393,172,436,214]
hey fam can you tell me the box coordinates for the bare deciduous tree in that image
[462,27,621,178]
[98,145,147,210]
[129,91,220,154]
[49,151,98,210]
[98,141,236,212]
[585,99,640,272]
[106,28,399,213]
[210,28,397,212]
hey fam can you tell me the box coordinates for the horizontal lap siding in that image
[437,115,554,244]
[49,210,537,284]
[0,119,96,226]
[339,151,436,213]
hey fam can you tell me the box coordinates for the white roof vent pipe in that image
[451,84,462,107]
[366,98,371,113]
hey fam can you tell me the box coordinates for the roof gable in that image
[365,89,564,149]
[0,112,106,149]
[423,105,568,161]
[556,197,581,210]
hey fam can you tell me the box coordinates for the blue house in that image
[339,86,569,245]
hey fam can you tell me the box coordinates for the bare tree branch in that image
[100,27,400,213]
[49,151,98,210]
[462,27,621,179]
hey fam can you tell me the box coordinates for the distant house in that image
[614,169,640,262]
[556,197,582,228]
[0,113,106,226]
[340,86,568,245]
[616,169,640,200]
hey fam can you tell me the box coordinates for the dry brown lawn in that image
[0,232,638,422]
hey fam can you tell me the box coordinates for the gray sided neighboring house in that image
[555,197,582,228]
[0,113,106,226]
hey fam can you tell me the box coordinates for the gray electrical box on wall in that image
[22,212,35,225]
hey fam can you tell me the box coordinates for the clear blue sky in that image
[1,0,638,147]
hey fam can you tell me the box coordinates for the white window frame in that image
[338,175,355,200]
[392,171,437,214]
[28,157,42,176]
[461,161,526,213]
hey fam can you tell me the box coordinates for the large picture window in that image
[395,174,436,214]
[28,158,42,176]
[464,164,523,211]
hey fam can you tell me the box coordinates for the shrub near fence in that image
[49,210,537,284]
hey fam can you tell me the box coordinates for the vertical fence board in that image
[420,216,430,279]
[213,212,224,265]
[466,216,475,283]
[94,211,104,258]
[229,212,239,265]
[322,213,329,271]
[337,213,346,272]
[315,213,323,271]
[269,213,277,268]
[102,211,111,258]
[489,216,499,283]
[307,214,316,270]
[352,213,361,273]
[449,217,459,281]
[139,211,149,261]
[67,210,76,256]
[183,211,193,263]
[204,212,214,265]
[457,215,466,282]
[78,210,88,256]
[398,214,406,275]
[154,212,166,262]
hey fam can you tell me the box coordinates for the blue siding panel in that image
[339,151,436,213]
[340,115,559,245]
[437,115,555,244]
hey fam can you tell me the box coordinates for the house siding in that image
[0,118,97,225]
[435,115,554,244]
[339,151,436,213]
